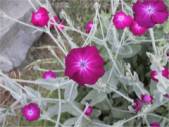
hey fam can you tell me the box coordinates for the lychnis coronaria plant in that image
[1,0,169,127]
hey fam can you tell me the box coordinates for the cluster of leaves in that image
[1,0,169,127]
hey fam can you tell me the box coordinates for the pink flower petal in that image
[152,11,168,24]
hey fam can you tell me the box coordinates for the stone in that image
[0,0,44,72]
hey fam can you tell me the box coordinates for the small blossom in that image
[49,16,64,31]
[65,46,105,85]
[113,11,133,29]
[31,7,49,27]
[150,67,169,82]
[84,106,93,116]
[141,94,153,104]
[85,20,94,33]
[132,99,143,112]
[42,70,57,80]
[130,21,147,36]
[150,70,158,81]
[22,103,40,122]
[150,121,160,127]
[162,67,169,79]
[133,0,169,28]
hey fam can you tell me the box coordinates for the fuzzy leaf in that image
[64,84,78,101]
[47,102,80,117]
[63,117,78,127]
[81,90,107,106]
[35,78,73,90]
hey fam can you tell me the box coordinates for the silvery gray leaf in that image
[47,102,80,117]
[63,117,78,127]
[64,83,78,101]
[81,90,107,106]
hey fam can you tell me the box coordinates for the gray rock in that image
[0,0,43,72]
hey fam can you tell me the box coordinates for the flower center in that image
[145,5,155,15]
[80,61,86,67]
[28,109,34,116]
[35,13,42,20]
[78,59,88,70]
[118,15,125,22]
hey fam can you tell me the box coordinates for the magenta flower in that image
[84,106,93,116]
[49,16,64,31]
[22,103,40,122]
[162,67,169,78]
[150,67,169,82]
[133,0,169,28]
[141,94,153,104]
[85,20,94,33]
[112,11,133,29]
[42,70,57,80]
[130,21,147,36]
[150,121,160,127]
[150,70,158,81]
[132,99,143,112]
[31,7,49,27]
[65,46,105,85]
